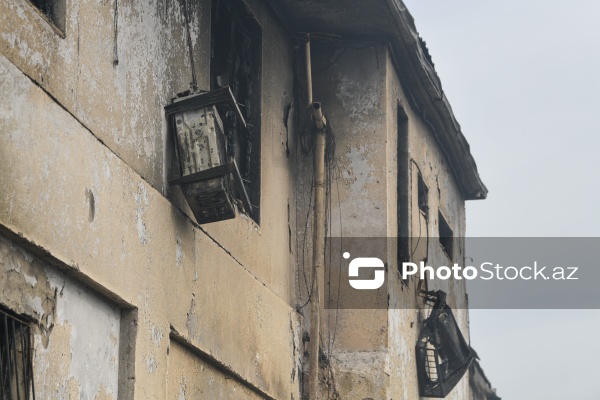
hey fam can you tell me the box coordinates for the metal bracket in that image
[165,86,247,129]
[169,161,252,215]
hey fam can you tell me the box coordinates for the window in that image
[397,105,410,281]
[29,0,66,34]
[0,306,35,399]
[211,0,262,222]
[418,172,429,219]
[438,211,454,260]
[397,104,409,237]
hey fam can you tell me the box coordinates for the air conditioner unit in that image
[165,87,251,224]
[416,290,474,398]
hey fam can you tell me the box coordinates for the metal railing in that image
[0,308,35,400]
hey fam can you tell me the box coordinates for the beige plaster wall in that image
[293,42,473,399]
[0,41,300,399]
[386,45,471,400]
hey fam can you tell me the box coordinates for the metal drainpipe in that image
[306,36,327,400]
[306,36,313,106]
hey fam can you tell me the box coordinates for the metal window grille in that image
[416,290,473,398]
[0,308,35,400]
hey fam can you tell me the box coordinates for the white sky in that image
[402,0,600,398]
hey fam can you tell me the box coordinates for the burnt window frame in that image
[416,290,474,397]
[210,0,262,223]
[438,211,454,261]
[0,305,35,399]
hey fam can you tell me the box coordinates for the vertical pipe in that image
[306,36,322,400]
[308,120,326,400]
[4,315,13,399]
[183,0,198,91]
[305,35,329,400]
[305,37,313,107]
[113,0,119,65]
[0,317,5,398]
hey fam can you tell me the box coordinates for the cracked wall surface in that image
[292,42,474,399]
[0,234,121,400]
[167,340,265,400]
[0,0,300,396]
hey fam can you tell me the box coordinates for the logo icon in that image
[345,252,385,290]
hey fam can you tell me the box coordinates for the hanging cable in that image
[113,0,119,66]
[182,0,198,92]
[297,170,316,311]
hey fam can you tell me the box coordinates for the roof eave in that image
[384,0,488,200]
[267,0,488,200]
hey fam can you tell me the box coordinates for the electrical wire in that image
[182,0,198,92]
[410,158,430,296]
[298,170,316,311]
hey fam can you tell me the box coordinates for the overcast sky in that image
[402,1,600,399]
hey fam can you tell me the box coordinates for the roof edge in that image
[265,0,487,200]
[385,0,487,200]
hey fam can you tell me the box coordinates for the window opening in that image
[29,0,66,33]
[418,172,429,219]
[211,0,262,223]
[165,0,259,225]
[397,105,410,282]
[438,212,453,260]
[0,306,35,400]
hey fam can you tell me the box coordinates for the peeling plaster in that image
[342,145,375,192]
[335,74,381,121]
[175,233,184,268]
[43,264,121,399]
[0,234,120,400]
[151,325,163,346]
[0,234,57,344]
[135,182,149,244]
[146,355,158,374]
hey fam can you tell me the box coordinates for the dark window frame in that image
[397,104,411,283]
[417,172,429,220]
[438,211,454,261]
[28,0,66,35]
[0,305,35,400]
[211,0,262,223]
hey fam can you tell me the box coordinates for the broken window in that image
[0,306,35,399]
[438,211,453,260]
[211,0,262,223]
[416,290,473,398]
[29,0,66,33]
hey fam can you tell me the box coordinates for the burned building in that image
[0,0,497,398]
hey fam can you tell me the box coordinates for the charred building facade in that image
[0,0,497,398]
